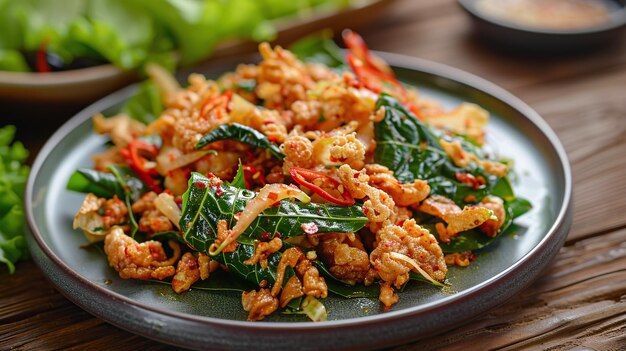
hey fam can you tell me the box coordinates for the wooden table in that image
[2,0,626,349]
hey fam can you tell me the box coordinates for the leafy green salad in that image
[0,0,351,73]
[0,125,29,273]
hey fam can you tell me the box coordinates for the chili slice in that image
[289,167,354,206]
[36,40,51,73]
[455,172,484,189]
[343,30,405,95]
[242,165,266,189]
[343,30,422,117]
[201,90,233,118]
[120,140,163,193]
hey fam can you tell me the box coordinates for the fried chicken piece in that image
[394,206,413,226]
[305,62,339,82]
[370,225,412,287]
[261,121,288,144]
[314,79,377,131]
[379,281,399,310]
[139,210,175,234]
[419,195,494,243]
[271,247,303,296]
[242,288,279,321]
[422,103,488,145]
[243,237,283,269]
[256,43,313,110]
[296,259,328,299]
[329,132,366,169]
[445,251,474,267]
[101,196,129,229]
[172,114,217,153]
[131,191,157,213]
[172,252,201,293]
[73,194,129,242]
[370,219,447,294]
[281,135,315,174]
[337,165,396,232]
[91,146,125,171]
[131,192,175,235]
[439,139,508,177]
[401,219,447,282]
[365,164,430,206]
[197,253,219,280]
[279,275,304,308]
[93,113,145,149]
[291,100,322,129]
[104,227,178,280]
[478,195,506,237]
[318,233,370,284]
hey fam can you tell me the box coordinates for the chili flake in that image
[301,223,318,235]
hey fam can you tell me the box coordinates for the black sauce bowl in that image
[458,0,626,54]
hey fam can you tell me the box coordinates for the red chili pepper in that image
[289,167,355,206]
[343,30,405,94]
[120,140,162,193]
[342,30,421,118]
[36,40,51,73]
[201,90,233,118]
[242,165,266,189]
[455,172,483,189]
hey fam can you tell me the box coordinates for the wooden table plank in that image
[394,229,626,350]
[524,70,626,241]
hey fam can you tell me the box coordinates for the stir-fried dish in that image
[67,31,531,321]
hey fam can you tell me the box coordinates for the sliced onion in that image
[154,193,181,229]
[209,184,310,255]
[156,146,216,174]
[301,295,327,322]
[389,252,445,287]
[73,193,107,242]
[146,63,181,104]
[229,93,257,125]
[311,137,334,165]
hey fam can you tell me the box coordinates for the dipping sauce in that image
[476,0,615,30]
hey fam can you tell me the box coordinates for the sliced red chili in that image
[343,30,405,95]
[201,90,233,118]
[36,40,51,73]
[120,140,162,193]
[242,165,266,189]
[455,172,482,189]
[343,30,394,76]
[289,167,355,206]
[342,30,421,117]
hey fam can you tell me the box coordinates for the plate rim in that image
[25,52,573,343]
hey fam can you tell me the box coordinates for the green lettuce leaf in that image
[66,166,148,201]
[121,80,164,124]
[374,93,502,205]
[180,172,368,251]
[289,31,345,68]
[374,94,532,252]
[195,123,284,160]
[0,125,30,273]
[0,50,29,72]
[178,172,367,286]
[0,0,350,72]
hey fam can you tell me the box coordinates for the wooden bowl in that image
[0,0,393,107]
